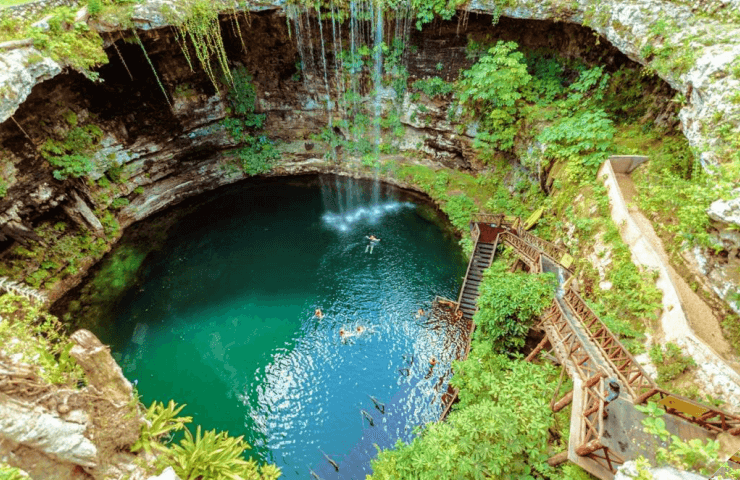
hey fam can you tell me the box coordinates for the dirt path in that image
[615,173,740,372]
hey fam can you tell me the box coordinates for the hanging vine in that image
[176,0,233,92]
[132,29,172,110]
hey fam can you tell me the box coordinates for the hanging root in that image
[112,32,134,81]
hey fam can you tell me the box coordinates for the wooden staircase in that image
[456,240,496,320]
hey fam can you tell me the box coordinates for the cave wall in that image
[0,10,668,303]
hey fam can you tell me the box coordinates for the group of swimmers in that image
[314,308,368,340]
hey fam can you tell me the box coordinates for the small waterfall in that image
[320,176,413,233]
[317,3,332,122]
[304,6,318,82]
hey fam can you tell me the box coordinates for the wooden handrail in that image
[636,388,740,435]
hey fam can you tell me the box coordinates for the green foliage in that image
[632,135,725,250]
[40,124,104,180]
[410,0,467,30]
[0,463,28,480]
[648,342,695,384]
[29,7,108,79]
[458,41,531,152]
[473,262,556,352]
[370,351,558,479]
[442,193,477,231]
[221,66,278,175]
[175,0,231,92]
[110,197,130,210]
[0,294,86,386]
[537,109,615,174]
[412,77,454,98]
[132,400,193,455]
[226,67,265,128]
[131,400,280,479]
[168,426,281,480]
[235,136,279,176]
[636,402,722,475]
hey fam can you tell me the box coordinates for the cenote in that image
[79,175,468,478]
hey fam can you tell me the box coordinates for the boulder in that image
[69,330,133,404]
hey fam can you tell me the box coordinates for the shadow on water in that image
[59,174,468,478]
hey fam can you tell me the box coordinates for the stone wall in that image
[0,0,79,20]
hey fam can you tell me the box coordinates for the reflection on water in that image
[98,176,467,478]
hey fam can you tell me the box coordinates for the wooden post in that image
[525,337,550,362]
[547,451,569,467]
[552,390,574,412]
[575,440,604,457]
[585,372,604,388]
[633,388,659,405]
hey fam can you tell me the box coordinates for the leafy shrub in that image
[168,426,281,480]
[132,400,192,455]
[412,77,454,98]
[110,198,130,210]
[0,294,85,386]
[537,108,615,173]
[442,193,477,231]
[410,0,467,29]
[0,463,28,480]
[226,67,265,129]
[458,41,531,151]
[236,136,279,176]
[473,262,556,353]
[30,7,108,79]
[648,342,695,383]
[370,351,557,479]
[636,402,722,475]
[41,124,104,180]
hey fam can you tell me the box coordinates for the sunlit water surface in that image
[99,176,467,478]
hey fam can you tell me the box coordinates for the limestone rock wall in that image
[0,328,145,479]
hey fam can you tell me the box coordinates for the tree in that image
[473,262,555,353]
[457,41,532,151]
[369,351,558,480]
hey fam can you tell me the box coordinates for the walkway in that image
[458,213,740,479]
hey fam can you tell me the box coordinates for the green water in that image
[93,175,468,478]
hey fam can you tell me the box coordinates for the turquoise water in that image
[100,175,468,478]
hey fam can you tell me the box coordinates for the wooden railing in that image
[563,288,656,401]
[635,388,740,435]
[500,232,541,272]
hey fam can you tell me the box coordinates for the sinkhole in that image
[69,174,469,478]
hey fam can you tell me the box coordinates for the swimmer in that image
[356,325,365,334]
[339,328,345,337]
[365,235,381,254]
[415,308,425,318]
[315,309,324,319]
[429,356,438,367]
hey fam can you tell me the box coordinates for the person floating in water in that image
[315,308,324,319]
[339,328,345,338]
[356,325,365,334]
[415,308,425,319]
[365,235,380,254]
